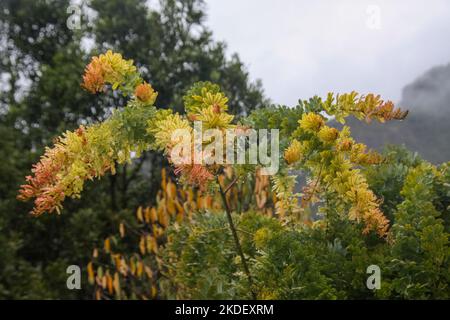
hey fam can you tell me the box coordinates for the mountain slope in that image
[341,63,450,164]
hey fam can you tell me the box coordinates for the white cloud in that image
[205,0,450,106]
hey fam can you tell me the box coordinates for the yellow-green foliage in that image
[19,51,445,300]
[19,51,408,239]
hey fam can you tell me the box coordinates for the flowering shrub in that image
[17,51,447,300]
[18,51,408,237]
[88,148,449,299]
[156,116,447,300]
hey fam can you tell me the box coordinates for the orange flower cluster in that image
[284,139,302,165]
[82,57,106,93]
[361,208,389,236]
[17,124,117,216]
[17,128,90,216]
[135,82,157,104]
[17,147,67,215]
[362,96,409,123]
[174,164,215,188]
[323,92,409,125]
[299,113,325,132]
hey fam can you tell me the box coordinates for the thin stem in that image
[217,176,257,299]
[310,163,324,197]
[224,176,239,194]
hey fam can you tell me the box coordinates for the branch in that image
[223,175,239,194]
[217,176,257,299]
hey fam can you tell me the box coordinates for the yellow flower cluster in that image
[298,113,325,132]
[330,162,389,236]
[146,83,237,189]
[147,111,191,152]
[186,86,229,115]
[284,139,303,165]
[271,174,301,217]
[317,126,339,143]
[98,50,136,85]
[195,104,234,130]
[284,111,389,236]
[82,50,137,93]
[185,87,234,130]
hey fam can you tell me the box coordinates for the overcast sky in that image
[205,0,450,106]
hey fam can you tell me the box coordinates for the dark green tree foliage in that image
[0,0,266,298]
[90,0,266,115]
